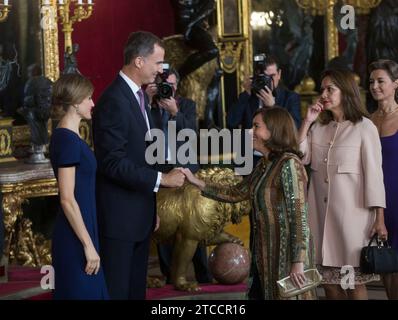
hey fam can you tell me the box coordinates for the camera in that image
[251,54,273,94]
[155,63,174,99]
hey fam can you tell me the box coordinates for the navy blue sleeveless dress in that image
[381,131,398,252]
[49,128,109,300]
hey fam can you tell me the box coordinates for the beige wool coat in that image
[300,117,386,267]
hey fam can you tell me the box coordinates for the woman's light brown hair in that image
[52,74,94,112]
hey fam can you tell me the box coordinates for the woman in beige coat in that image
[298,69,388,300]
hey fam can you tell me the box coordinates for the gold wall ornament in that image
[2,192,25,264]
[295,74,317,95]
[295,0,329,15]
[241,0,252,90]
[0,118,15,162]
[294,75,318,120]
[295,0,381,15]
[0,0,11,22]
[56,0,94,54]
[12,120,53,154]
[12,125,31,146]
[1,177,58,266]
[78,120,92,147]
[345,0,382,14]
[0,129,11,156]
[218,41,243,74]
[41,0,60,82]
[1,161,58,267]
[326,1,338,61]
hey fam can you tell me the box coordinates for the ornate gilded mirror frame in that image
[41,0,60,82]
[216,0,251,127]
[12,0,60,149]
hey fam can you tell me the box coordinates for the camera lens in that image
[157,82,173,99]
[251,74,272,94]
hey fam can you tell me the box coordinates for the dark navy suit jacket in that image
[93,75,158,242]
[226,86,302,129]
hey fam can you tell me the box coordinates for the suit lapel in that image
[144,96,155,129]
[275,87,285,106]
[116,76,148,133]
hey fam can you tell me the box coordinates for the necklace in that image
[377,107,398,117]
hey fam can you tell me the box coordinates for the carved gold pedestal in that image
[0,161,57,268]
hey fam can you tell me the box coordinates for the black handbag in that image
[360,234,398,274]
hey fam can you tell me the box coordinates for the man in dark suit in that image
[146,67,212,285]
[227,56,302,166]
[92,31,185,300]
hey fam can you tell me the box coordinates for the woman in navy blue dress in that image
[49,74,108,299]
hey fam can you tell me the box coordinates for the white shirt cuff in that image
[154,172,162,192]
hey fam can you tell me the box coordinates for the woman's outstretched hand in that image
[181,168,206,190]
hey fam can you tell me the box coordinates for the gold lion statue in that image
[150,167,251,291]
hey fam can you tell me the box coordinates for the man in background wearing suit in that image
[146,66,212,285]
[93,31,185,300]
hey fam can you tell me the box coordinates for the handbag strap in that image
[367,233,391,248]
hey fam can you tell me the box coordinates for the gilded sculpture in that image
[1,178,57,267]
[150,167,251,291]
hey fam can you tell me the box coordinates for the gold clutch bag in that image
[277,268,322,298]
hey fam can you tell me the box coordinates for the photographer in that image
[146,66,212,285]
[227,55,301,130]
[227,55,301,167]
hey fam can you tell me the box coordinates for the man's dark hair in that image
[124,31,164,66]
[168,66,180,84]
[264,55,280,71]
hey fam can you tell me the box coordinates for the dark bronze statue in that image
[18,76,52,163]
[367,0,398,63]
[0,45,20,117]
[175,0,219,79]
[63,43,81,75]
[270,0,314,89]
[174,0,222,128]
